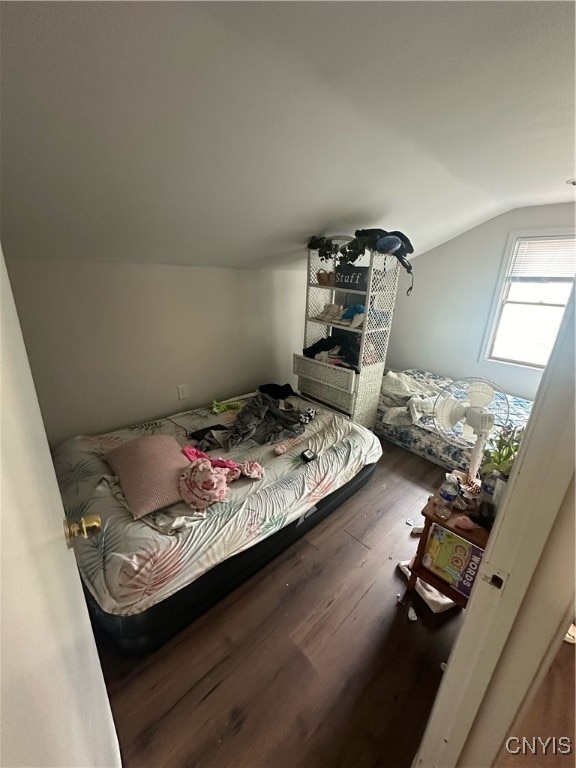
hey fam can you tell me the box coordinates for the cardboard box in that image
[422,523,484,598]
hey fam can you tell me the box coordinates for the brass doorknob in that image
[63,514,102,548]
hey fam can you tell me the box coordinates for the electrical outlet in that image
[177,384,189,400]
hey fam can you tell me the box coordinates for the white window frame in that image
[480,227,575,370]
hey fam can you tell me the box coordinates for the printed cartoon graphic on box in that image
[422,524,484,598]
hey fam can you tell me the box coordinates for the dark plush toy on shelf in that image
[353,228,414,294]
[354,228,414,259]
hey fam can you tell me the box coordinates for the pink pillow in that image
[106,435,190,519]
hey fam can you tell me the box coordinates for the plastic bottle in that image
[434,481,458,521]
[480,470,501,521]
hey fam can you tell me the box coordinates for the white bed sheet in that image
[54,396,382,616]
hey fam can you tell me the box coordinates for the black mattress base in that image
[87,463,376,655]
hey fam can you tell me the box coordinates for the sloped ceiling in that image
[1,1,574,268]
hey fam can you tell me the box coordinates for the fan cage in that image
[432,377,511,448]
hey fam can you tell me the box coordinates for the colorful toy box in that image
[422,523,484,598]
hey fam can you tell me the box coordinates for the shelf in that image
[309,283,367,296]
[404,498,490,610]
[304,248,400,429]
[309,282,388,296]
[307,317,362,334]
[306,317,391,335]
[421,500,489,549]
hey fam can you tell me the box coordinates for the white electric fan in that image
[432,378,510,479]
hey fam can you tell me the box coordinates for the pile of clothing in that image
[378,370,443,425]
[179,384,318,513]
[189,384,317,452]
[179,446,265,511]
[303,332,360,370]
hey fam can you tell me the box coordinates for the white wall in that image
[386,203,574,400]
[5,260,305,446]
[0,252,121,767]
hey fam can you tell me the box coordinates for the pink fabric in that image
[182,446,206,462]
[454,515,478,531]
[179,448,265,511]
[241,461,265,480]
[179,459,230,511]
[106,435,190,519]
[182,445,263,483]
[211,457,242,471]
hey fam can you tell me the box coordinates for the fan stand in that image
[469,430,490,480]
[432,378,507,481]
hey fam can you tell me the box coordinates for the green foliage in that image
[307,235,371,266]
[480,424,524,478]
[308,230,410,266]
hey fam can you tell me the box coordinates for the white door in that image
[1,252,121,768]
[413,289,575,767]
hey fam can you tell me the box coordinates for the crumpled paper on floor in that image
[398,559,457,614]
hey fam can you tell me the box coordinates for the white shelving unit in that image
[293,238,400,428]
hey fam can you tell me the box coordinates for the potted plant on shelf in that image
[307,234,377,290]
[307,230,415,293]
[479,424,524,479]
[477,424,524,524]
[307,236,345,286]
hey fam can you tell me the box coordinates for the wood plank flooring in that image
[99,443,463,768]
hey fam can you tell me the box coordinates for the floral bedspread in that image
[374,369,533,472]
[54,396,382,616]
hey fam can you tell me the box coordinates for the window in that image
[487,233,575,368]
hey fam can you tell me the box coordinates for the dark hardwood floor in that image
[99,442,463,768]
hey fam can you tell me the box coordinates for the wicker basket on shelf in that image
[316,269,335,286]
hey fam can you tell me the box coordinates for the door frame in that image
[413,289,575,768]
[1,251,122,767]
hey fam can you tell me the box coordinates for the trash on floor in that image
[406,518,415,526]
[408,607,418,622]
[564,624,576,644]
[397,559,457,613]
[410,525,425,536]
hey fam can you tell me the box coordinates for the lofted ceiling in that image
[1,1,574,268]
